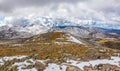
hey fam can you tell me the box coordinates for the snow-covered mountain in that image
[0,17,119,38]
[1,16,120,29]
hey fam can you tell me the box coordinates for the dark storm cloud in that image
[0,0,83,13]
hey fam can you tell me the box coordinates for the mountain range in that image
[0,17,120,38]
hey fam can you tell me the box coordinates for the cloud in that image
[0,0,82,13]
[0,0,119,24]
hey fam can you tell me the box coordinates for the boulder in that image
[66,65,82,71]
[34,61,46,71]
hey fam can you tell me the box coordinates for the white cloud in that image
[0,0,119,24]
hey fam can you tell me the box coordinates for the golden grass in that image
[25,32,68,43]
[0,44,88,61]
[1,32,117,62]
[97,38,120,44]
[97,38,120,50]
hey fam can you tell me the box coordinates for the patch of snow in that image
[12,57,48,71]
[0,56,27,65]
[44,63,67,71]
[26,25,49,35]
[1,55,120,71]
[12,44,23,46]
[13,58,40,71]
[54,42,69,45]
[36,59,47,64]
[1,56,27,61]
[13,60,31,66]
[67,36,83,44]
[67,57,120,70]
[18,68,37,71]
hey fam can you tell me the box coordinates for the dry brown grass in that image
[1,32,117,62]
[0,43,88,62]
[97,38,120,50]
[97,38,120,44]
[25,32,68,43]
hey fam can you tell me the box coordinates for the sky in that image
[0,0,120,24]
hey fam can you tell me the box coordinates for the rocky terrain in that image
[0,29,120,71]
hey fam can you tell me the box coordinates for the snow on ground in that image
[0,56,26,65]
[0,56,67,71]
[18,68,37,71]
[44,63,67,71]
[0,56,38,71]
[0,56,26,61]
[67,36,83,44]
[12,44,23,46]
[0,56,120,71]
[13,59,47,71]
[67,57,120,70]
[13,59,35,71]
[13,58,66,71]
[54,42,69,45]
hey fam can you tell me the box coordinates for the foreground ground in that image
[0,32,120,71]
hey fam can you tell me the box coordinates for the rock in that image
[22,64,34,69]
[87,64,120,71]
[4,60,14,66]
[7,66,18,71]
[98,49,106,53]
[94,64,103,70]
[66,65,82,71]
[84,64,93,71]
[34,61,46,71]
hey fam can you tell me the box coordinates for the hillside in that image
[0,31,120,71]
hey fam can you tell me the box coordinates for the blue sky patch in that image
[0,17,4,21]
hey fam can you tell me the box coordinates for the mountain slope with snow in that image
[0,17,119,38]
